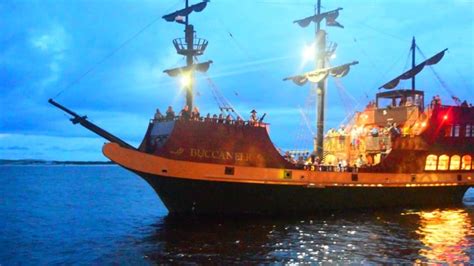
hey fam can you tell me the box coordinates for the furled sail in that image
[379,49,447,90]
[294,8,343,28]
[163,60,213,77]
[283,61,358,86]
[162,0,209,23]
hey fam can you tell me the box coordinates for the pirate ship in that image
[49,0,473,215]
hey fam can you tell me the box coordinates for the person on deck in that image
[180,105,190,120]
[355,155,365,168]
[389,123,401,138]
[154,108,164,121]
[399,97,406,107]
[338,125,346,136]
[191,107,200,121]
[225,114,233,124]
[341,159,348,172]
[165,106,175,120]
[204,113,211,122]
[370,126,379,137]
[250,110,258,126]
[296,156,305,168]
[430,96,437,108]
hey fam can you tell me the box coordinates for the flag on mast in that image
[325,9,344,28]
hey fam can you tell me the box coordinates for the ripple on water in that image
[1,166,473,264]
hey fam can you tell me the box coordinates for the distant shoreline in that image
[0,159,114,166]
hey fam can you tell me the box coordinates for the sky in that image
[1,0,473,161]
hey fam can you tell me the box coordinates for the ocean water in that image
[0,165,473,264]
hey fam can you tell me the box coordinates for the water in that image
[1,165,473,264]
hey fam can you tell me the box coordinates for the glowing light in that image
[302,43,316,63]
[416,210,471,263]
[443,115,448,120]
[421,122,427,127]
[180,73,191,87]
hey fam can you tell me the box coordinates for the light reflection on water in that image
[1,166,472,264]
[141,206,474,264]
[408,209,472,263]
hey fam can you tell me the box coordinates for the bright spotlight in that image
[302,43,316,63]
[180,73,191,87]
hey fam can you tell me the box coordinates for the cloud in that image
[0,0,472,160]
[30,24,70,91]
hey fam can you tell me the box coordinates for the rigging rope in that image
[357,21,406,43]
[416,46,460,105]
[204,73,242,118]
[294,86,316,151]
[298,107,315,136]
[325,60,359,123]
[370,50,407,91]
[51,1,182,99]
[402,46,412,71]
[194,57,242,119]
[332,77,357,118]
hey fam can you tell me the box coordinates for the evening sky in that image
[1,0,473,160]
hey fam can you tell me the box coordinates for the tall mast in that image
[314,0,326,159]
[284,1,357,161]
[162,1,211,112]
[184,0,194,110]
[411,36,416,91]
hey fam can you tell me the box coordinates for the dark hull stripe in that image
[133,170,470,215]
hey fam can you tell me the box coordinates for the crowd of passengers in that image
[284,152,367,172]
[153,105,264,126]
[326,122,402,141]
[366,95,472,110]
[428,95,471,108]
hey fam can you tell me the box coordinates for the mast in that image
[285,1,358,160]
[184,0,194,110]
[283,1,357,161]
[411,36,416,91]
[379,46,448,90]
[162,1,211,112]
[314,0,326,159]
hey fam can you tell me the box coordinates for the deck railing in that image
[150,116,269,128]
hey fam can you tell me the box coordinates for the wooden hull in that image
[135,170,469,215]
[103,142,473,215]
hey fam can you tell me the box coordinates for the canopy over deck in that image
[376,89,424,110]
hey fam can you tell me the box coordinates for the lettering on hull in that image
[188,148,263,163]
